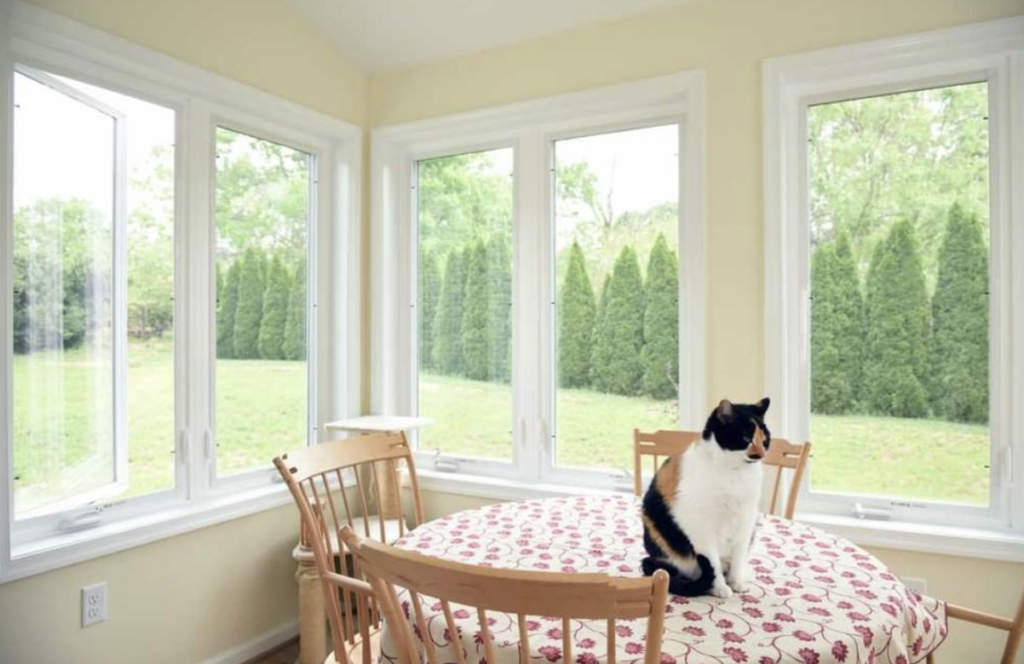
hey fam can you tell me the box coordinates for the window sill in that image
[415,468,627,503]
[414,471,1024,564]
[2,483,294,584]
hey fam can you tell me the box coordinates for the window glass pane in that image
[808,82,990,506]
[416,148,514,461]
[215,128,311,475]
[553,125,679,471]
[12,70,176,516]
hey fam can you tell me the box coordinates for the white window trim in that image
[763,16,1024,561]
[372,73,706,492]
[0,0,363,583]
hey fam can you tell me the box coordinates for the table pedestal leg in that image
[294,544,328,664]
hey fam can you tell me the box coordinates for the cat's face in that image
[702,398,771,463]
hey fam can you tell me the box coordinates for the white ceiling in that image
[281,0,698,72]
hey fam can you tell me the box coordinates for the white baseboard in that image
[195,619,299,664]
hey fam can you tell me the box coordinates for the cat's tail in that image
[642,555,717,597]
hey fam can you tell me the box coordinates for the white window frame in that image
[0,1,362,583]
[763,16,1024,561]
[372,74,706,495]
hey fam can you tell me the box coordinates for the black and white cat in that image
[641,398,771,598]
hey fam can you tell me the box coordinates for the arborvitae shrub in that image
[217,260,241,359]
[233,247,266,360]
[590,246,645,395]
[282,257,307,361]
[931,204,989,423]
[558,241,596,388]
[640,235,679,399]
[864,220,930,418]
[434,249,467,374]
[418,250,441,371]
[258,256,290,360]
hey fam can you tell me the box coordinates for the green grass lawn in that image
[13,349,989,513]
[13,338,307,514]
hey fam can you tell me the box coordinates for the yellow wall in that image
[375,1,1024,662]
[0,506,299,664]
[21,0,369,126]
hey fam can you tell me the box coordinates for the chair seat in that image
[294,515,407,562]
[324,627,382,664]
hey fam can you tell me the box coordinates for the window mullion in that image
[185,100,215,499]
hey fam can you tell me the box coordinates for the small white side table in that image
[292,415,432,664]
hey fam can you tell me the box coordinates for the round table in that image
[380,494,947,664]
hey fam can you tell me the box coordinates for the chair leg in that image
[926,653,934,664]
[295,546,329,664]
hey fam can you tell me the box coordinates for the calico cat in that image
[641,398,771,598]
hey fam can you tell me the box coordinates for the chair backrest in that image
[761,437,811,520]
[632,429,701,495]
[939,588,1024,664]
[341,527,670,664]
[274,432,426,663]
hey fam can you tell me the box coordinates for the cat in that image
[640,397,771,598]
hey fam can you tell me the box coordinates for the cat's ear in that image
[755,397,771,416]
[716,399,734,422]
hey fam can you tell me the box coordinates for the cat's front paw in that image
[709,581,733,599]
[726,573,750,594]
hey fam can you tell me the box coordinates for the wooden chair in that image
[761,437,811,520]
[632,429,701,495]
[927,588,1024,664]
[632,428,811,520]
[340,526,671,664]
[274,431,426,664]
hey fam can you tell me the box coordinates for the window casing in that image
[372,75,707,493]
[764,17,1024,547]
[0,3,362,582]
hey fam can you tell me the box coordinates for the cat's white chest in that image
[670,445,762,551]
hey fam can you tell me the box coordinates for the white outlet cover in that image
[81,582,107,627]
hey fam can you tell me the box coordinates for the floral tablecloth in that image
[380,494,946,664]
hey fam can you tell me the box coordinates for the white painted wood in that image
[324,416,434,433]
[763,17,1024,538]
[194,620,299,664]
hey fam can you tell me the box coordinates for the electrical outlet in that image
[81,582,107,627]
[901,576,928,594]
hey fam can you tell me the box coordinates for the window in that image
[415,148,514,463]
[12,68,177,518]
[1,5,361,582]
[215,128,314,476]
[553,125,680,472]
[373,74,705,492]
[764,18,1024,548]
[808,83,990,508]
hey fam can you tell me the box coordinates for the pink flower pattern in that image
[377,495,947,664]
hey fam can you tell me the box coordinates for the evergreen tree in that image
[811,232,864,414]
[931,204,988,423]
[590,246,645,395]
[558,241,597,388]
[864,220,930,417]
[233,247,266,359]
[282,257,307,361]
[462,241,490,380]
[640,236,679,399]
[434,249,467,374]
[258,257,290,360]
[486,235,512,383]
[419,250,441,371]
[217,260,242,359]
